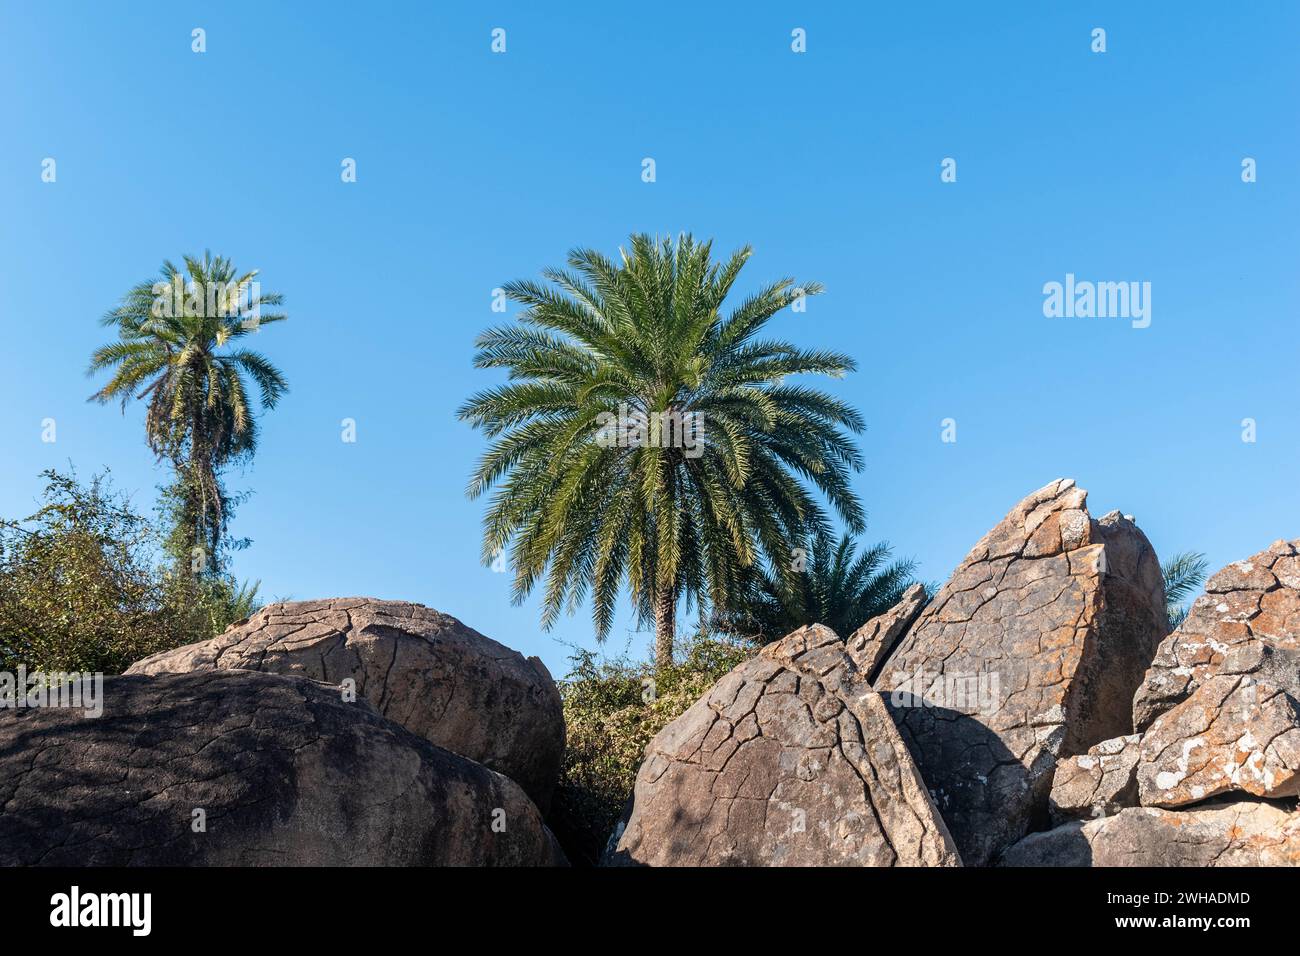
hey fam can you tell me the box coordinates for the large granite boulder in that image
[1133,540,1300,732]
[1000,801,1300,866]
[607,623,959,867]
[874,479,1167,866]
[127,598,563,811]
[0,670,566,866]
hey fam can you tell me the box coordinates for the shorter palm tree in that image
[714,529,918,644]
[1162,551,1209,630]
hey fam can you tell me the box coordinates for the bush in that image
[549,635,751,865]
[0,469,259,675]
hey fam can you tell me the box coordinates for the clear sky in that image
[2,2,1296,677]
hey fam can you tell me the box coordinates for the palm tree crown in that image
[1162,551,1209,631]
[88,253,288,568]
[714,530,918,646]
[459,233,865,666]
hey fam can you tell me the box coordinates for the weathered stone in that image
[1000,801,1300,867]
[1136,675,1300,807]
[1049,734,1141,823]
[607,624,959,867]
[875,480,1167,866]
[1134,540,1300,732]
[0,670,565,866]
[127,598,563,810]
[845,583,928,683]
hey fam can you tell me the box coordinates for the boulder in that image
[0,670,566,866]
[1136,675,1300,807]
[607,624,959,867]
[1049,734,1141,823]
[1000,801,1300,867]
[1133,540,1300,732]
[127,598,563,810]
[845,583,928,683]
[875,480,1167,866]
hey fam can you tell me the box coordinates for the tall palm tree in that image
[459,233,865,668]
[1162,551,1209,631]
[88,253,288,571]
[713,529,919,645]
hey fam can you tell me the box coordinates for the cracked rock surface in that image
[874,479,1167,866]
[1015,542,1300,865]
[1132,540,1300,733]
[606,623,959,867]
[1000,800,1300,866]
[0,670,566,866]
[127,598,564,810]
[1136,675,1300,806]
[1049,734,1141,823]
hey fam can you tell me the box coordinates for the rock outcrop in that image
[1021,541,1300,865]
[874,479,1167,866]
[1049,734,1141,823]
[127,598,564,810]
[608,623,959,867]
[1126,541,1300,811]
[1133,540,1300,732]
[0,670,566,866]
[1000,801,1300,867]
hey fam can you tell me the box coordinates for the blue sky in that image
[2,2,1296,676]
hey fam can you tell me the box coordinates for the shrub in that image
[0,469,259,675]
[549,635,751,865]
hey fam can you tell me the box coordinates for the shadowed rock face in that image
[0,670,566,866]
[607,622,959,867]
[1000,801,1300,867]
[127,599,564,811]
[1133,540,1300,733]
[875,479,1167,866]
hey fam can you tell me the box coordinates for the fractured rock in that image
[1136,675,1300,807]
[845,583,928,684]
[1000,801,1300,867]
[1133,540,1300,732]
[127,598,564,810]
[607,624,959,867]
[0,670,566,866]
[875,479,1167,866]
[1049,734,1141,823]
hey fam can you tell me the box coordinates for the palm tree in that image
[88,253,288,572]
[713,529,918,644]
[1162,551,1209,630]
[459,233,865,668]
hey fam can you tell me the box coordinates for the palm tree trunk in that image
[654,584,676,670]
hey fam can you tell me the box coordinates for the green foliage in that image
[714,529,919,643]
[155,467,252,572]
[0,469,261,675]
[88,252,288,572]
[459,233,865,664]
[1162,551,1209,630]
[550,635,751,864]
